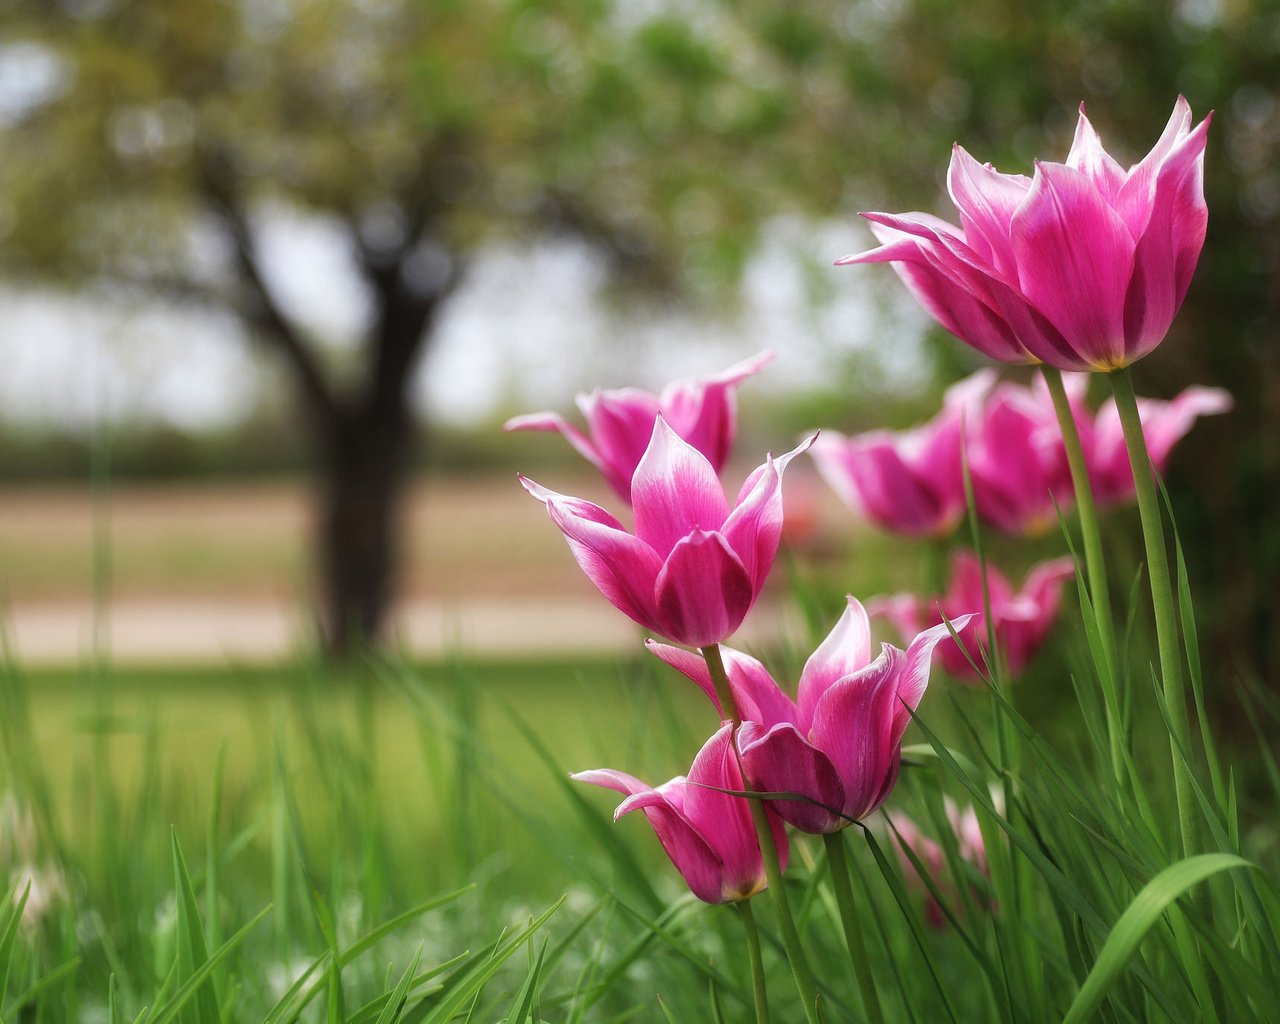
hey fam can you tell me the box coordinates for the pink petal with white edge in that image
[739,722,848,834]
[654,530,754,647]
[947,144,1032,276]
[631,418,730,558]
[611,781,731,904]
[891,616,976,745]
[520,476,664,629]
[1115,96,1196,238]
[645,640,796,727]
[807,651,902,820]
[1142,386,1232,467]
[796,596,874,734]
[720,433,816,590]
[1066,105,1126,202]
[660,351,774,471]
[503,411,605,477]
[1122,115,1211,363]
[1010,161,1136,370]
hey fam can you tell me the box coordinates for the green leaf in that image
[1062,855,1253,1024]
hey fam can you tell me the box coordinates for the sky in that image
[0,210,929,434]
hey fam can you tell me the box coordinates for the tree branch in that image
[197,148,337,425]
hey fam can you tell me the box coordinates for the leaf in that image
[1062,854,1253,1024]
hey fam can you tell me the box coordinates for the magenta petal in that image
[503,411,605,479]
[720,434,815,590]
[1115,96,1196,237]
[1011,162,1136,370]
[521,476,664,630]
[613,783,731,904]
[654,530,754,647]
[570,767,653,800]
[631,418,730,558]
[892,616,976,744]
[644,640,725,713]
[807,652,902,820]
[796,596,873,734]
[739,722,847,834]
[578,387,663,498]
[660,351,773,472]
[1142,386,1232,468]
[643,640,795,727]
[1122,116,1211,363]
[1066,106,1126,201]
[947,144,1030,276]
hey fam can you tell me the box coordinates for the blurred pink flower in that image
[839,98,1211,371]
[888,803,990,929]
[870,551,1075,681]
[505,351,772,501]
[1085,385,1232,505]
[572,723,789,904]
[521,417,812,647]
[649,597,971,834]
[807,375,985,537]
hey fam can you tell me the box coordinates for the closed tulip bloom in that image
[505,351,772,501]
[870,551,1075,681]
[571,724,789,904]
[839,98,1211,372]
[1086,386,1232,505]
[521,417,812,647]
[649,597,971,834]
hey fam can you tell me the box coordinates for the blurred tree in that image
[2,0,1276,676]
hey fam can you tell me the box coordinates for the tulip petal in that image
[1066,105,1126,201]
[892,617,976,744]
[797,596,874,733]
[644,640,796,726]
[520,476,664,630]
[947,144,1031,276]
[1122,116,1211,363]
[631,418,730,558]
[660,351,773,472]
[654,529,754,647]
[1011,162,1136,370]
[577,387,664,496]
[807,651,902,820]
[611,781,731,904]
[739,722,848,834]
[1142,386,1232,468]
[720,434,815,590]
[503,411,605,478]
[1115,96,1195,237]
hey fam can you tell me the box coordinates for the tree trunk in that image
[319,395,414,656]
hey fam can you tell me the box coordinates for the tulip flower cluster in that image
[510,97,1230,1019]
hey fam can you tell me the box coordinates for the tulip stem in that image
[824,831,885,1024]
[702,644,822,1024]
[1041,367,1125,784]
[1108,367,1201,860]
[736,899,771,1024]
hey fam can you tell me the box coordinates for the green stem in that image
[736,899,771,1024]
[701,644,821,1024]
[823,831,885,1024]
[1041,367,1125,783]
[1108,367,1200,860]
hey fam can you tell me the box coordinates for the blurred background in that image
[0,0,1276,692]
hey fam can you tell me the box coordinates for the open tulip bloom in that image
[571,723,789,904]
[870,551,1075,681]
[839,98,1210,372]
[1084,385,1232,505]
[505,351,773,501]
[520,417,813,648]
[648,597,973,834]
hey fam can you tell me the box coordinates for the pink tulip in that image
[1085,386,1232,505]
[649,597,972,834]
[521,417,813,647]
[870,551,1075,681]
[572,723,789,904]
[505,352,773,501]
[807,374,988,537]
[839,98,1211,371]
